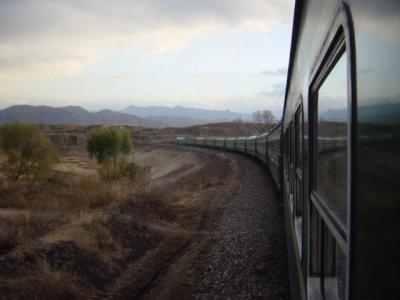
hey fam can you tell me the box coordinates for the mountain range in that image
[121,105,251,121]
[0,105,251,127]
[0,105,166,127]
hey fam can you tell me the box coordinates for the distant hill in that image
[121,105,251,123]
[144,115,213,127]
[0,105,166,127]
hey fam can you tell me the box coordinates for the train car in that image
[235,137,247,153]
[194,137,205,147]
[215,137,225,149]
[255,132,268,163]
[282,1,400,299]
[225,137,236,151]
[266,124,282,189]
[184,137,195,146]
[205,137,215,148]
[176,136,186,145]
[245,135,257,156]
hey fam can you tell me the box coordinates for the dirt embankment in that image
[0,144,243,299]
[110,145,243,299]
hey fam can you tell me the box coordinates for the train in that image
[177,1,400,299]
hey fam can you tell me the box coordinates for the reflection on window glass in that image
[296,108,303,169]
[336,243,346,300]
[316,53,348,225]
[310,205,321,275]
[322,225,347,300]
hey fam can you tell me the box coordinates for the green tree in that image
[0,121,58,180]
[86,127,133,180]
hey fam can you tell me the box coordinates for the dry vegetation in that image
[0,165,165,298]
[0,128,236,299]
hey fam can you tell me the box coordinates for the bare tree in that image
[252,110,276,133]
[252,110,275,124]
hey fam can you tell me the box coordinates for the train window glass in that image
[310,205,321,276]
[336,243,346,300]
[322,224,347,300]
[295,107,303,169]
[295,106,303,217]
[289,122,294,193]
[284,130,289,175]
[316,53,348,225]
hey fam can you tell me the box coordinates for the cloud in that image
[110,74,132,81]
[0,0,293,79]
[261,67,287,76]
[257,82,285,97]
[193,74,206,79]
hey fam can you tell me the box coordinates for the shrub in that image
[86,127,133,180]
[0,121,58,180]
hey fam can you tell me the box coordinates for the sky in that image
[0,0,295,115]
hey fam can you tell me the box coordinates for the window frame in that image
[309,28,351,250]
[295,100,304,217]
[307,3,357,300]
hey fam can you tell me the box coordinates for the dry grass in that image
[0,168,150,211]
[0,260,91,300]
[0,143,220,299]
[0,212,64,255]
[0,160,174,299]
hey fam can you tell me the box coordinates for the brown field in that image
[0,125,243,299]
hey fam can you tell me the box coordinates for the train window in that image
[289,122,294,195]
[315,52,348,225]
[322,224,347,300]
[295,105,303,217]
[310,205,321,275]
[295,107,303,169]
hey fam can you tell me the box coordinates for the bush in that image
[0,121,58,180]
[86,127,134,181]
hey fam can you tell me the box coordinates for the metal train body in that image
[178,127,284,197]
[178,1,399,299]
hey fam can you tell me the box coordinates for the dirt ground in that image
[111,144,244,299]
[0,143,244,299]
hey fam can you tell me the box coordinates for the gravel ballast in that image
[189,156,290,300]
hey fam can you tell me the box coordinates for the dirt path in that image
[134,147,289,300]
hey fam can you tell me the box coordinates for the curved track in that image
[137,147,290,300]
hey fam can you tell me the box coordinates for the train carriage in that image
[194,137,205,147]
[267,124,282,189]
[176,136,186,145]
[255,132,268,163]
[177,1,400,299]
[281,1,400,299]
[185,137,195,146]
[235,137,247,153]
[215,137,225,149]
[205,138,215,148]
[245,136,257,156]
[225,137,236,151]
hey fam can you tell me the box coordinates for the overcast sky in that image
[0,0,295,115]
